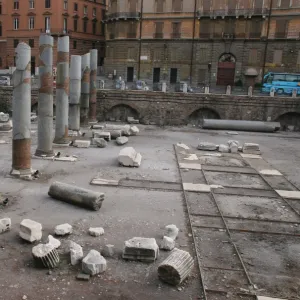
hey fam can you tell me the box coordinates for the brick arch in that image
[275,111,300,131]
[105,103,140,122]
[187,107,222,126]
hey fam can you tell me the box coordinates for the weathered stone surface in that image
[158,248,194,286]
[197,142,217,151]
[73,140,90,148]
[259,169,282,176]
[0,112,9,123]
[118,147,142,167]
[183,183,211,192]
[47,235,61,249]
[110,130,122,139]
[242,143,260,154]
[228,140,239,153]
[19,219,42,242]
[0,120,12,131]
[116,136,129,146]
[122,237,159,262]
[160,236,175,251]
[102,244,115,257]
[165,225,179,241]
[129,126,139,136]
[54,223,73,236]
[93,138,107,148]
[82,250,107,275]
[105,124,131,136]
[228,140,240,147]
[179,163,201,170]
[93,131,111,141]
[88,227,104,237]
[76,273,90,281]
[69,241,83,265]
[32,243,60,269]
[218,144,229,153]
[0,218,11,233]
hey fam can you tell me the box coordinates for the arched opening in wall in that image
[217,53,236,86]
[188,108,220,127]
[106,104,139,122]
[275,112,300,131]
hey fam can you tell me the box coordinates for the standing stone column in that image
[54,36,70,144]
[35,35,54,157]
[89,49,98,122]
[80,53,90,126]
[69,55,81,131]
[11,43,32,176]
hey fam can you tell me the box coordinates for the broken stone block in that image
[0,218,11,233]
[116,136,129,146]
[69,241,83,265]
[197,142,217,151]
[110,130,122,139]
[242,143,260,155]
[102,244,115,258]
[228,140,239,153]
[54,223,73,236]
[127,117,139,124]
[47,235,61,249]
[158,248,194,286]
[93,131,111,141]
[92,125,104,130]
[73,140,90,148]
[32,243,60,269]
[218,144,229,153]
[88,227,104,237]
[160,236,175,251]
[82,250,107,275]
[118,147,142,167]
[105,124,131,136]
[122,237,159,262]
[228,140,239,147]
[0,120,12,131]
[129,126,139,136]
[165,225,179,241]
[0,112,9,123]
[93,138,107,148]
[19,219,42,243]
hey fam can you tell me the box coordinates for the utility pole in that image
[137,0,144,80]
[189,0,197,86]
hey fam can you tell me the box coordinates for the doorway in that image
[31,56,35,75]
[170,68,178,84]
[153,68,160,83]
[127,67,134,82]
[217,53,236,86]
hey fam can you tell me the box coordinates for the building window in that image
[45,0,51,8]
[275,19,288,38]
[127,22,137,38]
[248,49,258,65]
[93,8,96,17]
[172,22,181,38]
[63,0,67,10]
[63,18,67,32]
[0,22,2,36]
[101,23,105,36]
[92,22,97,34]
[92,42,96,49]
[172,0,182,12]
[74,19,78,31]
[0,3,2,14]
[280,0,290,8]
[83,20,87,32]
[29,0,34,9]
[273,49,283,65]
[249,20,262,38]
[156,0,164,13]
[84,6,87,15]
[29,39,34,48]
[0,57,2,67]
[14,1,19,10]
[199,20,211,38]
[14,39,19,48]
[73,40,77,49]
[45,16,50,32]
[154,22,164,38]
[29,17,35,29]
[74,2,78,11]
[14,18,19,30]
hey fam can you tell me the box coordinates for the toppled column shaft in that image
[54,36,69,144]
[11,43,32,175]
[69,55,81,131]
[48,181,104,211]
[80,53,90,126]
[35,35,54,157]
[89,49,98,121]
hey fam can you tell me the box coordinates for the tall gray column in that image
[69,55,81,131]
[11,43,32,176]
[89,49,98,122]
[35,35,54,157]
[80,53,90,126]
[54,36,69,144]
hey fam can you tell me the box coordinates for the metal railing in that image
[199,32,262,39]
[127,32,137,38]
[171,32,181,39]
[105,12,141,21]
[198,8,269,18]
[40,28,69,36]
[154,32,164,39]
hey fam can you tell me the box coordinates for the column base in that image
[10,168,36,181]
[35,149,54,157]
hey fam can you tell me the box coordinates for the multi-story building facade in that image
[0,0,106,74]
[104,0,300,86]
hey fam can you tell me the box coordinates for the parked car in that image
[0,76,10,86]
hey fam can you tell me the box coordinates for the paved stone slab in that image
[257,297,287,300]
[198,153,222,157]
[89,227,104,237]
[19,219,42,242]
[183,183,211,192]
[70,241,83,266]
[176,143,190,150]
[259,169,282,176]
[82,250,107,275]
[242,143,260,155]
[90,177,119,186]
[0,218,11,233]
[73,140,90,148]
[179,163,202,170]
[54,223,73,236]
[276,190,300,200]
[240,153,262,159]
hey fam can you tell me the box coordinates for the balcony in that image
[171,32,181,39]
[127,32,137,38]
[104,12,141,22]
[197,8,269,19]
[154,32,164,39]
[40,28,69,36]
[109,33,115,39]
